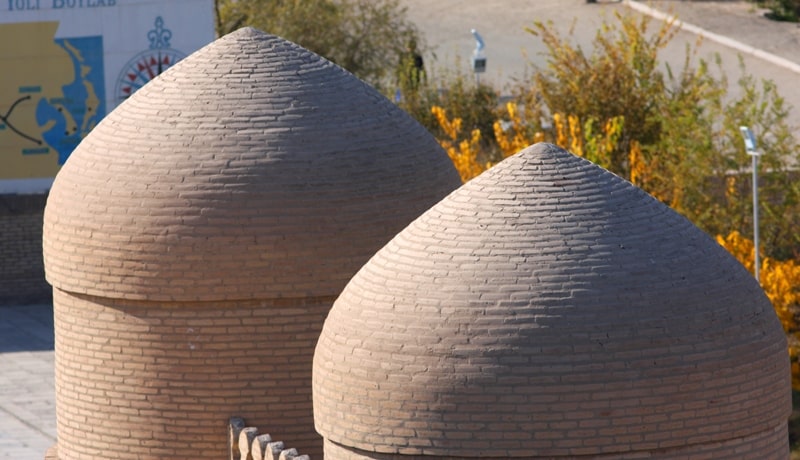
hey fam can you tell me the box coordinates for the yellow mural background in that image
[0,22,73,180]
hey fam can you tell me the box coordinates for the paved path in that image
[644,0,800,66]
[0,304,55,459]
[3,2,800,459]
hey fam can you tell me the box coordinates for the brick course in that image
[313,143,792,459]
[322,424,788,459]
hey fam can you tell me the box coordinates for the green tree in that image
[214,0,421,89]
[525,13,676,178]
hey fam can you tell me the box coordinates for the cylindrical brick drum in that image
[43,27,460,460]
[314,143,791,459]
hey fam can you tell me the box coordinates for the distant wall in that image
[0,193,50,306]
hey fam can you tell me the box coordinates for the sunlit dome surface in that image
[43,27,460,302]
[314,143,790,459]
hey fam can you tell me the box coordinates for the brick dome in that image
[43,28,460,459]
[313,143,791,459]
[43,26,460,302]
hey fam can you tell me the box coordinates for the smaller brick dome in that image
[43,27,460,302]
[313,143,791,459]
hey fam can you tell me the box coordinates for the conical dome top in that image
[43,27,460,301]
[313,143,790,458]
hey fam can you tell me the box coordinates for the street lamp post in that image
[740,126,761,283]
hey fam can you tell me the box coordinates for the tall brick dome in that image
[43,27,460,459]
[313,143,791,459]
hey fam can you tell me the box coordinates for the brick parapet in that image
[230,417,311,460]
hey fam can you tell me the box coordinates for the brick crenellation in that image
[230,417,311,460]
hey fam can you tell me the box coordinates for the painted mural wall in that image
[0,0,215,193]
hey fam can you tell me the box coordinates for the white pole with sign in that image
[471,28,486,85]
[740,125,761,283]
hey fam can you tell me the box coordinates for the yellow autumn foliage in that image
[717,230,800,388]
[437,102,627,184]
[497,104,624,172]
[628,140,646,187]
[431,106,485,183]
[493,102,542,158]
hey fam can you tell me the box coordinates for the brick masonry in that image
[0,193,51,305]
[313,143,792,459]
[43,27,460,459]
[53,289,331,459]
